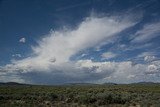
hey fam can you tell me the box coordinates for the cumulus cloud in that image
[144,56,156,62]
[76,60,160,83]
[145,60,160,75]
[101,52,117,60]
[131,22,160,43]
[2,14,154,84]
[1,59,160,84]
[0,72,25,83]
[19,37,26,43]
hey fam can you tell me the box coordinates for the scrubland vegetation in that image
[0,83,160,107]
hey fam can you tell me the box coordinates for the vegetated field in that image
[0,83,160,107]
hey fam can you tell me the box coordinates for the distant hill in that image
[0,82,28,86]
[0,82,159,86]
[103,83,118,85]
[131,82,160,85]
[64,83,99,86]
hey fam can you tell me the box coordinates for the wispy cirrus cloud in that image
[137,51,156,58]
[56,1,91,12]
[131,22,160,43]
[101,52,117,60]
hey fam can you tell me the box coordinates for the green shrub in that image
[50,93,58,101]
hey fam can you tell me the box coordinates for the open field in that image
[0,83,160,107]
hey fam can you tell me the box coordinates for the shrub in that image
[50,93,58,101]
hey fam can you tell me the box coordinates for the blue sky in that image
[0,0,160,84]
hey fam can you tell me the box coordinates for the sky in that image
[0,0,160,84]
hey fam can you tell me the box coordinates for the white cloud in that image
[137,51,156,58]
[144,56,156,62]
[132,22,160,43]
[81,53,87,57]
[133,52,157,63]
[94,41,110,51]
[1,14,148,84]
[0,74,25,83]
[146,61,160,75]
[2,15,135,72]
[101,52,117,60]
[19,37,26,43]
[12,54,22,58]
[76,59,160,83]
[127,74,136,79]
[0,71,26,83]
[119,44,126,48]
[1,59,160,84]
[123,43,152,51]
